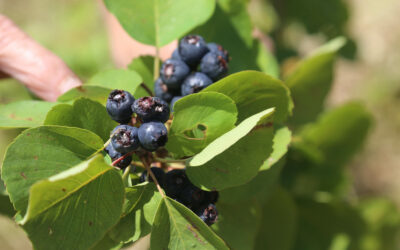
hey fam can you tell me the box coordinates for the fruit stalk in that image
[140,155,166,197]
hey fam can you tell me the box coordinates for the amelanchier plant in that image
[1,1,398,250]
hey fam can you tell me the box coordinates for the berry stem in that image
[155,157,189,164]
[131,161,145,168]
[139,83,154,96]
[122,166,131,186]
[140,156,166,197]
[112,152,133,167]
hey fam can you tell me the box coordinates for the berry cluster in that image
[155,35,230,109]
[103,34,227,226]
[105,90,169,168]
[140,168,218,226]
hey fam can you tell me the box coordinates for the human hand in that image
[0,15,82,102]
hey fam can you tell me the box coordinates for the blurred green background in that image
[1,0,400,249]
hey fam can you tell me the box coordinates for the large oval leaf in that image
[21,156,124,250]
[104,0,216,46]
[44,98,117,142]
[186,108,274,190]
[286,37,346,128]
[151,197,228,249]
[1,126,104,214]
[204,71,293,123]
[167,92,238,157]
[0,101,58,128]
[87,69,142,95]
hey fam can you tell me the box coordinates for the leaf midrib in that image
[23,165,111,223]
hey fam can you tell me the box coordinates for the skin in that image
[0,6,176,102]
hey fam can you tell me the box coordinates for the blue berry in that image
[178,35,209,68]
[106,90,135,124]
[154,78,180,103]
[160,59,190,89]
[181,72,213,96]
[207,43,230,62]
[110,125,140,153]
[177,184,205,209]
[171,48,181,60]
[132,97,170,123]
[139,167,166,187]
[196,203,218,226]
[138,122,168,151]
[200,52,228,81]
[170,96,183,112]
[164,169,189,199]
[105,144,132,169]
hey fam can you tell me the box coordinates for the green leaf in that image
[151,197,228,249]
[286,37,346,127]
[257,41,280,78]
[44,98,117,142]
[292,199,365,250]
[167,92,238,157]
[261,126,292,170]
[283,102,372,195]
[204,71,292,124]
[213,200,262,249]
[87,69,142,94]
[57,85,111,105]
[0,195,15,217]
[187,108,274,190]
[21,156,125,250]
[298,102,372,167]
[219,158,283,204]
[104,0,216,46]
[107,183,162,244]
[0,101,58,128]
[1,126,104,214]
[128,56,160,97]
[254,188,297,250]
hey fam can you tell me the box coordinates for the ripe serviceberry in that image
[178,35,209,68]
[106,90,135,123]
[139,167,166,187]
[181,72,213,96]
[154,78,179,103]
[132,97,170,123]
[196,203,218,226]
[110,125,140,153]
[105,144,132,169]
[138,122,168,151]
[160,59,190,89]
[207,42,230,62]
[200,52,228,81]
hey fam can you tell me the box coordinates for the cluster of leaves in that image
[0,0,400,250]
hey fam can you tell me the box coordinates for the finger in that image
[0,15,82,101]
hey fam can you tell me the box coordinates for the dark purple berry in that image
[207,43,229,62]
[106,90,135,124]
[171,48,181,60]
[139,167,166,187]
[196,203,218,226]
[170,96,183,112]
[105,144,132,169]
[160,59,190,89]
[110,125,140,153]
[154,78,180,103]
[181,72,213,96]
[132,97,170,123]
[164,169,189,199]
[200,52,228,81]
[138,122,168,151]
[178,35,209,68]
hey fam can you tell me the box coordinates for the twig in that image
[155,157,189,164]
[140,83,154,96]
[131,161,145,168]
[122,166,131,186]
[112,152,133,166]
[140,156,165,197]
